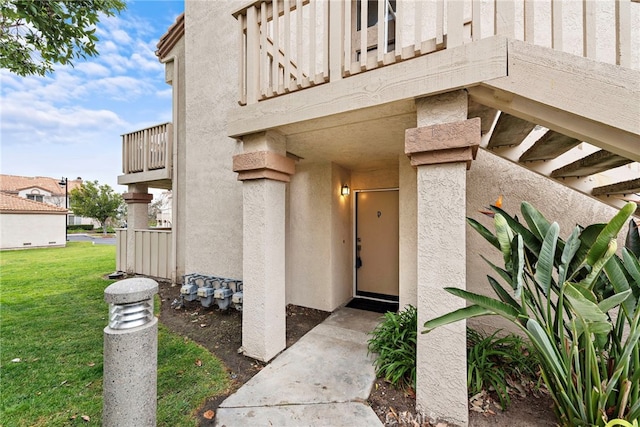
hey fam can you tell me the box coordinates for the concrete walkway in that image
[215,307,384,427]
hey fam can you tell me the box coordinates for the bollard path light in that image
[103,278,158,427]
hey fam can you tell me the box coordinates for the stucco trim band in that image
[123,193,153,204]
[405,118,481,169]
[233,151,296,182]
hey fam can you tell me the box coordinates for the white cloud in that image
[2,97,127,137]
[76,62,112,78]
[96,53,130,74]
[111,29,133,45]
[156,88,172,98]
[131,52,164,72]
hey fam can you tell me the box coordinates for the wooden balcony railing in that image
[233,0,637,105]
[122,123,173,175]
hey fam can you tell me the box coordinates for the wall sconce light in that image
[341,184,350,196]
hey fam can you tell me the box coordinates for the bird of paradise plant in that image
[423,202,639,426]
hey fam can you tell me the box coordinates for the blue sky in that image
[0,0,184,195]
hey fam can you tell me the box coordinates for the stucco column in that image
[233,131,295,362]
[123,184,152,274]
[406,91,480,426]
[398,155,417,310]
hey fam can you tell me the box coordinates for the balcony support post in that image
[122,184,153,274]
[406,90,480,427]
[233,131,294,362]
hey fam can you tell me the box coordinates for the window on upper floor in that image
[26,194,44,203]
[356,0,396,31]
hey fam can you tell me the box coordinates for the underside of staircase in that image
[467,41,640,216]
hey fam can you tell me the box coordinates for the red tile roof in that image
[0,193,68,214]
[156,13,184,60]
[0,174,82,196]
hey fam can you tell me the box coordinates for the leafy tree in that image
[70,180,124,235]
[0,0,126,76]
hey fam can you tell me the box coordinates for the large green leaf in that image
[621,248,640,297]
[444,287,522,320]
[511,234,525,299]
[481,255,515,289]
[568,223,606,280]
[490,205,542,254]
[569,282,598,304]
[467,217,500,250]
[563,283,612,336]
[598,289,632,313]
[422,305,493,333]
[487,275,521,310]
[559,226,581,286]
[526,318,564,376]
[521,201,552,241]
[587,203,636,266]
[535,222,560,297]
[494,213,514,269]
[625,218,640,258]
[580,239,617,291]
[604,256,637,319]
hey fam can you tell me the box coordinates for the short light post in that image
[103,278,158,426]
[58,177,68,241]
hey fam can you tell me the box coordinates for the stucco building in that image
[0,174,94,228]
[0,192,68,249]
[117,1,639,424]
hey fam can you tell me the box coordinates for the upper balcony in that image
[230,0,638,134]
[118,122,173,190]
[230,0,639,211]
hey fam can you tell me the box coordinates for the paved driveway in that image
[67,234,116,245]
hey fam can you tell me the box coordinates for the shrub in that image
[424,202,639,426]
[94,226,115,233]
[368,305,417,389]
[67,224,94,231]
[466,328,540,409]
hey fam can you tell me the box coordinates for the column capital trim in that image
[405,118,481,169]
[233,151,295,182]
[122,192,153,203]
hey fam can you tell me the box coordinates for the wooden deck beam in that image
[486,112,536,149]
[550,150,633,178]
[467,100,498,135]
[592,178,640,197]
[519,130,581,162]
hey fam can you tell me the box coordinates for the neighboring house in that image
[117,2,639,425]
[155,191,173,227]
[0,174,96,228]
[0,193,67,249]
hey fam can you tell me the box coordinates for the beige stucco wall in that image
[173,37,187,283]
[399,155,418,310]
[162,32,187,283]
[0,213,66,249]
[330,163,353,309]
[286,161,333,310]
[286,162,354,312]
[351,166,398,191]
[183,0,244,279]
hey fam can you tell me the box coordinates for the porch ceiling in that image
[283,108,415,171]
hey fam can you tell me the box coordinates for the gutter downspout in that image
[160,54,179,285]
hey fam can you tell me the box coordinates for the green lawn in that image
[0,243,229,426]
